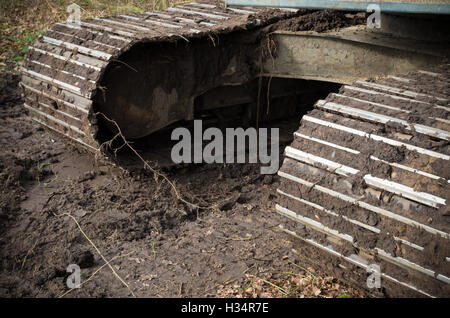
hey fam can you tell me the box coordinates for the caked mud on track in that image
[277,65,450,297]
[20,1,297,150]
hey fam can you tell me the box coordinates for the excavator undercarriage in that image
[20,0,450,297]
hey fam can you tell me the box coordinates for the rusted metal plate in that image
[263,26,447,84]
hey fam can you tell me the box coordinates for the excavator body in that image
[20,0,450,297]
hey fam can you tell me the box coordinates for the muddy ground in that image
[0,69,369,298]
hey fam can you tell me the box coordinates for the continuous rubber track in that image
[277,65,450,297]
[19,1,297,151]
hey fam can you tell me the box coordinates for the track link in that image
[20,1,297,151]
[277,65,450,297]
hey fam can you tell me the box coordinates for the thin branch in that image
[62,213,136,297]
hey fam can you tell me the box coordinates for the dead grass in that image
[217,267,365,298]
[0,0,186,69]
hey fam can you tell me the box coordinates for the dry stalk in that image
[207,33,216,47]
[62,213,136,297]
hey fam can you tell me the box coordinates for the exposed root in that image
[266,75,272,115]
[207,33,216,47]
[96,112,213,211]
[265,33,277,70]
[20,240,39,271]
[111,59,138,73]
[62,212,136,298]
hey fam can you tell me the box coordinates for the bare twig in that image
[96,112,212,211]
[207,33,216,47]
[62,213,136,297]
[175,34,189,42]
[58,251,134,298]
[288,260,317,278]
[21,240,39,270]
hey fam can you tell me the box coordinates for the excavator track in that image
[277,65,450,297]
[20,0,449,298]
[19,1,297,151]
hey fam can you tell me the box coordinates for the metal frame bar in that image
[225,0,450,14]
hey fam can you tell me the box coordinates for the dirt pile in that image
[271,10,366,33]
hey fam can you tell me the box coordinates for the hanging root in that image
[96,112,213,211]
